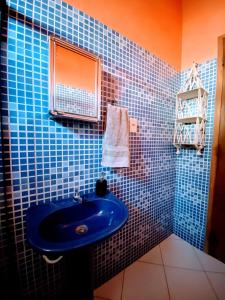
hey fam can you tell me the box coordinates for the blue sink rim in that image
[26,192,128,254]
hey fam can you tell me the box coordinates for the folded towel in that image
[102,104,130,168]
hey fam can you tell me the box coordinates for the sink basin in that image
[26,192,128,254]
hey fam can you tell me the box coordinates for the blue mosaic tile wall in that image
[173,59,217,250]
[0,102,9,300]
[0,0,179,298]
[0,4,10,298]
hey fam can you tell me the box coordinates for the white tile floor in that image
[94,234,225,300]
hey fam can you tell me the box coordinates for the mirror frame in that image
[49,36,101,122]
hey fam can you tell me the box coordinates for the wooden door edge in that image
[205,35,225,252]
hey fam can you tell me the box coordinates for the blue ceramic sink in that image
[26,192,128,254]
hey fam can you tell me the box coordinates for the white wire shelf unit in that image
[173,63,208,155]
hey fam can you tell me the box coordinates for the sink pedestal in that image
[64,247,93,300]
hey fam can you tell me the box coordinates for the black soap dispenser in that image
[96,172,107,196]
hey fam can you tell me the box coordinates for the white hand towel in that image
[102,104,130,168]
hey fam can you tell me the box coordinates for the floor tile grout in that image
[120,270,125,300]
[95,235,225,300]
[192,245,220,300]
[138,257,223,273]
[204,272,220,300]
[163,264,205,272]
[192,246,225,274]
[205,270,225,274]
[137,259,163,266]
[159,243,171,300]
[137,258,218,273]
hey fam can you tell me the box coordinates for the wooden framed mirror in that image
[49,37,101,122]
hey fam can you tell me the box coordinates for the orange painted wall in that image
[181,0,225,70]
[65,0,182,70]
[55,45,96,92]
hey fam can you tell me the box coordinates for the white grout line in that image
[159,242,171,300]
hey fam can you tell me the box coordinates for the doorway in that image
[206,36,225,263]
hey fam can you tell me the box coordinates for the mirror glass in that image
[49,37,101,122]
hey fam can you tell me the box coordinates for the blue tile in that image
[2,0,215,299]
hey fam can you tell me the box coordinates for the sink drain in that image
[75,224,88,235]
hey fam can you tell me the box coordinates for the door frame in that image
[205,35,225,252]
